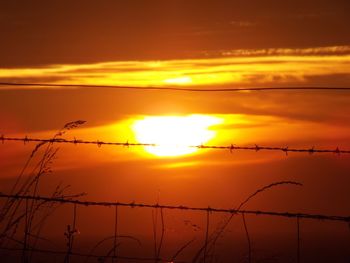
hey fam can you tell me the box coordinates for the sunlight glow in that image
[132,115,223,157]
[164,76,193,85]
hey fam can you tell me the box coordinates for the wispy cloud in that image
[218,45,350,57]
[0,46,349,89]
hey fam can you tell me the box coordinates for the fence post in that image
[112,205,118,263]
[203,209,210,263]
[297,216,301,263]
[21,198,29,263]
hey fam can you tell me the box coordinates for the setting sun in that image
[2,1,350,262]
[132,115,222,157]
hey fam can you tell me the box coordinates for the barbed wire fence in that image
[1,121,350,262]
[1,194,349,222]
[1,136,350,155]
[0,193,349,263]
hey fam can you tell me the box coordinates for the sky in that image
[1,1,350,262]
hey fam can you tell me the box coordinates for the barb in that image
[1,136,350,155]
[0,194,349,223]
[1,82,350,92]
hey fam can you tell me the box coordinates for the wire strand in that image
[0,194,349,223]
[1,82,350,92]
[1,136,349,155]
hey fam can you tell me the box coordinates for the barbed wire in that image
[1,136,350,155]
[1,82,350,92]
[0,194,349,223]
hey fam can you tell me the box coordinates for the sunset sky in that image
[1,1,350,262]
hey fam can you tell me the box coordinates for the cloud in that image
[1,45,350,135]
[218,45,350,57]
[0,46,350,89]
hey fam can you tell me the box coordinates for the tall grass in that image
[0,121,86,262]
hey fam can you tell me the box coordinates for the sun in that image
[132,115,222,157]
[164,76,193,85]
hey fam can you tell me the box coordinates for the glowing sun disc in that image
[132,115,222,157]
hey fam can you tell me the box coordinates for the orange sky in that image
[1,1,350,262]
